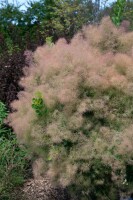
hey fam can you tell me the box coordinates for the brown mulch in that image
[21,177,71,200]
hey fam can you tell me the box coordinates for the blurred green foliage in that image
[111,0,126,26]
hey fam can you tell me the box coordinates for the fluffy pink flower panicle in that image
[8,17,133,199]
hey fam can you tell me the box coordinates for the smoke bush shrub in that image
[8,17,133,199]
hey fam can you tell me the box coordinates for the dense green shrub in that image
[0,137,29,199]
[8,17,133,199]
[0,101,8,125]
[0,101,29,199]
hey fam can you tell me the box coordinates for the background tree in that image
[25,0,95,41]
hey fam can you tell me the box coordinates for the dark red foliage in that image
[0,51,27,108]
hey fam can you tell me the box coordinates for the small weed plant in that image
[45,36,54,47]
[32,91,50,118]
